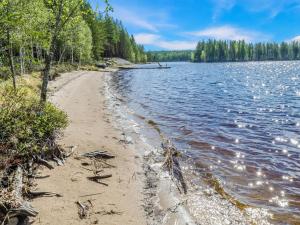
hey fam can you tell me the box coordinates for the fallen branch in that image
[35,157,54,170]
[28,191,63,198]
[79,192,103,198]
[75,201,92,219]
[162,140,188,194]
[87,174,112,181]
[82,151,115,159]
[65,145,77,157]
[5,166,38,224]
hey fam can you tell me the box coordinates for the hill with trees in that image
[147,50,192,62]
[193,39,300,62]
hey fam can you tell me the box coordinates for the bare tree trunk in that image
[71,46,74,64]
[29,39,34,71]
[58,46,66,64]
[77,50,81,70]
[40,42,55,103]
[7,30,16,90]
[40,0,63,103]
[20,46,25,75]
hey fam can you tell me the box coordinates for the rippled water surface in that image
[110,61,300,224]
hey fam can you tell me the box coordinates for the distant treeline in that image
[147,39,300,62]
[146,50,192,62]
[193,40,300,62]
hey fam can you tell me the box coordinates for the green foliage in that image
[193,39,300,62]
[147,50,192,62]
[0,0,147,79]
[0,86,68,156]
[147,40,300,63]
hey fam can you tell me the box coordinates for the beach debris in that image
[79,192,103,198]
[87,174,112,186]
[82,151,115,159]
[119,133,133,145]
[0,166,38,225]
[162,139,188,194]
[35,156,54,170]
[95,160,116,168]
[81,162,91,166]
[76,200,93,219]
[87,174,112,182]
[28,191,63,198]
[33,175,50,179]
[65,145,78,157]
[0,145,71,224]
[80,166,103,174]
[95,209,123,216]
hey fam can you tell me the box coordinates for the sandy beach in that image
[31,71,147,225]
[29,70,274,225]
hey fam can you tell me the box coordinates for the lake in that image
[109,61,300,224]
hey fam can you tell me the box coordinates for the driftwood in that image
[76,201,88,219]
[87,174,112,186]
[162,140,187,194]
[4,166,38,225]
[82,151,115,159]
[65,145,77,157]
[87,174,112,181]
[76,201,92,219]
[28,191,63,198]
[35,157,54,170]
[52,156,64,166]
[79,192,103,198]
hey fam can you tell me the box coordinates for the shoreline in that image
[31,69,273,225]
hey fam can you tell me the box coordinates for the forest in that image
[193,39,300,62]
[146,50,192,62]
[0,1,148,164]
[147,39,300,62]
[0,0,147,88]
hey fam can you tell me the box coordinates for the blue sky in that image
[91,0,300,50]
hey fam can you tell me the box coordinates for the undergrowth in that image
[0,84,68,159]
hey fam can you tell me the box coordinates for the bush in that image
[0,85,68,156]
[0,66,11,80]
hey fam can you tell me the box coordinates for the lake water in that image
[109,61,300,224]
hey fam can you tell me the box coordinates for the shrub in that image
[0,85,68,156]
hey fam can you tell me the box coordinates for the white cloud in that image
[113,7,158,32]
[289,35,300,42]
[188,25,269,42]
[134,33,160,44]
[134,33,197,50]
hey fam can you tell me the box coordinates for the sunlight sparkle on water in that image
[290,138,298,145]
[269,196,289,208]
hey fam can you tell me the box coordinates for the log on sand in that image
[5,166,38,225]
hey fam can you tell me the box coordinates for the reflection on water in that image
[109,61,300,224]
